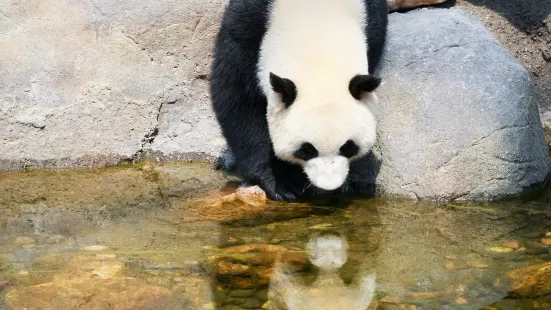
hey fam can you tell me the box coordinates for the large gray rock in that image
[374,8,550,200]
[0,0,225,170]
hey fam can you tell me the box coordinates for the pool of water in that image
[0,163,550,310]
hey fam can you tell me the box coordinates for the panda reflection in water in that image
[268,232,377,310]
[210,0,388,201]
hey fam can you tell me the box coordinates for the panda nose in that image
[303,156,349,190]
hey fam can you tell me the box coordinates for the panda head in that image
[266,72,380,191]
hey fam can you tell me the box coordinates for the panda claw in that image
[262,184,297,202]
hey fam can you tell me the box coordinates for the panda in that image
[210,0,388,201]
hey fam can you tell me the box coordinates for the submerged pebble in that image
[407,292,443,299]
[14,237,35,247]
[507,261,551,298]
[309,223,333,230]
[82,245,109,252]
[17,270,29,276]
[504,240,520,250]
[455,297,469,304]
[485,246,514,253]
[380,297,403,304]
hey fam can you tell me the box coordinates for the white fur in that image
[304,156,349,190]
[257,0,378,190]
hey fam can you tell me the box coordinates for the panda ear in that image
[349,74,381,100]
[270,72,297,108]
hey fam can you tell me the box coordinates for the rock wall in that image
[0,2,549,200]
[0,0,226,170]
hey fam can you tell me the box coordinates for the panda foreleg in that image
[229,134,302,202]
[366,0,389,74]
[211,85,301,201]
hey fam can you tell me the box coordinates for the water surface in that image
[0,163,550,309]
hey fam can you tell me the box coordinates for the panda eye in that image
[293,142,318,161]
[339,140,360,158]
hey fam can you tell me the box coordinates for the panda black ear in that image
[349,74,381,100]
[270,72,297,108]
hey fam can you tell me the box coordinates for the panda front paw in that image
[261,180,299,202]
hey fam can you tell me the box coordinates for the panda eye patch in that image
[339,140,360,158]
[293,143,318,161]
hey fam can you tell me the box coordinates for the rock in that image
[374,9,550,200]
[82,245,109,252]
[507,261,551,298]
[156,163,229,198]
[468,262,489,269]
[178,190,314,224]
[228,290,254,298]
[525,241,550,254]
[0,280,8,293]
[5,255,174,309]
[485,247,514,253]
[216,244,309,273]
[546,232,551,237]
[141,164,154,171]
[455,297,469,305]
[202,302,217,309]
[504,240,521,250]
[217,261,250,276]
[455,284,467,296]
[445,262,471,270]
[541,238,551,245]
[235,186,267,206]
[0,0,224,171]
[407,292,443,300]
[216,186,268,207]
[14,236,35,246]
[380,297,403,304]
[241,299,264,309]
[210,244,309,290]
[387,0,446,12]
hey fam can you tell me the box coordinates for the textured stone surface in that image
[0,0,225,170]
[373,9,550,200]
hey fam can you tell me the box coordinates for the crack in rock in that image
[434,124,532,171]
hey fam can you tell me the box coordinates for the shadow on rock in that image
[465,0,551,32]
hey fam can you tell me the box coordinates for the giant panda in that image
[210,0,388,201]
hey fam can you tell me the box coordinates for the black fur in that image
[294,143,319,161]
[349,74,381,100]
[366,0,388,74]
[270,73,297,107]
[210,0,388,201]
[339,140,360,158]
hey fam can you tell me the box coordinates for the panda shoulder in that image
[222,0,272,41]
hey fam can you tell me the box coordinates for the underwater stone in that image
[14,236,35,247]
[507,261,551,298]
[504,240,521,250]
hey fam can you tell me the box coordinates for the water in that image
[0,163,550,310]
